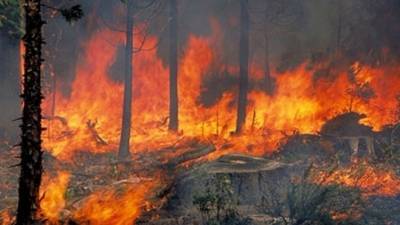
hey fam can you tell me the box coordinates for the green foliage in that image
[0,1,84,39]
[193,174,252,225]
[193,192,217,220]
[0,0,22,39]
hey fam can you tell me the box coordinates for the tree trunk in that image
[118,0,134,159]
[168,0,179,132]
[335,0,343,56]
[16,0,44,224]
[264,5,273,94]
[235,0,249,133]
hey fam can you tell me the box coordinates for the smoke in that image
[0,35,19,142]
[1,0,400,141]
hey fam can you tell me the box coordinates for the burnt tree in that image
[168,0,179,132]
[253,0,303,94]
[335,0,343,55]
[16,0,43,224]
[118,0,134,159]
[235,0,249,133]
[264,1,273,94]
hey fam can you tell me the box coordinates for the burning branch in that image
[86,120,107,146]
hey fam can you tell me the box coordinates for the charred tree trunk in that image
[16,0,44,224]
[236,0,249,133]
[335,0,343,56]
[168,0,179,132]
[264,5,273,94]
[118,0,134,159]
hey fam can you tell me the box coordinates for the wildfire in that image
[72,180,158,225]
[33,18,400,224]
[36,170,159,225]
[39,171,71,224]
[41,18,400,161]
[318,163,400,197]
[0,210,13,225]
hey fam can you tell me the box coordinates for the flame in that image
[36,170,159,225]
[36,19,400,224]
[0,210,13,225]
[318,163,400,197]
[19,41,24,94]
[39,171,70,224]
[41,19,400,161]
[72,180,158,225]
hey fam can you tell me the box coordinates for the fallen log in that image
[165,144,216,168]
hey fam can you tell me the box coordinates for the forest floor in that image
[0,129,400,224]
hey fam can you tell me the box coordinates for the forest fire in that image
[1,0,400,224]
[319,162,400,197]
[30,22,400,223]
[39,171,70,224]
[34,165,162,225]
[33,20,400,223]
[0,210,12,225]
[42,25,400,160]
[72,180,158,225]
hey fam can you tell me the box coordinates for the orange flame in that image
[39,171,70,224]
[72,180,158,225]
[0,210,13,225]
[318,163,400,197]
[41,20,400,161]
[19,41,24,94]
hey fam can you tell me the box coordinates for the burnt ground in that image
[1,117,400,224]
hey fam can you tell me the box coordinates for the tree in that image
[168,0,178,132]
[16,1,43,224]
[15,1,82,223]
[118,0,134,160]
[251,0,303,93]
[235,0,249,133]
[115,0,166,158]
[263,1,273,94]
[332,0,345,56]
[327,0,369,59]
[263,7,273,94]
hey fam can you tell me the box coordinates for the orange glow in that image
[39,171,70,224]
[318,163,400,197]
[42,21,400,160]
[36,19,400,224]
[72,180,158,225]
[19,41,24,93]
[0,210,13,225]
